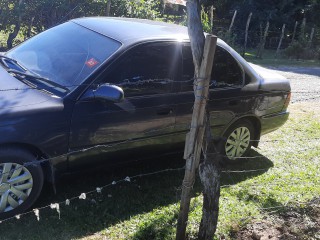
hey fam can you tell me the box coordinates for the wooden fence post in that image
[228,10,237,33]
[300,18,306,39]
[308,28,315,48]
[209,6,214,33]
[243,12,252,57]
[176,35,217,240]
[256,21,269,58]
[275,24,286,58]
[291,21,298,43]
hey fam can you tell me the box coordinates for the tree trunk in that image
[176,1,220,240]
[275,24,286,58]
[198,151,222,239]
[185,0,205,75]
[7,0,24,49]
[26,16,35,40]
[176,35,217,240]
[106,0,111,16]
[243,12,252,57]
[197,117,222,240]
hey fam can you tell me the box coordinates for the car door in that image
[68,42,181,170]
[173,44,251,143]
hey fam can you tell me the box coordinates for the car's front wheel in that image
[223,120,254,162]
[0,148,44,220]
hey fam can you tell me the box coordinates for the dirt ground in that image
[268,66,320,103]
[231,66,320,240]
[232,199,320,240]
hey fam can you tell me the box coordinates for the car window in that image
[181,45,244,91]
[7,22,121,92]
[104,43,180,97]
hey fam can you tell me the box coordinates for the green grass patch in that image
[0,102,319,240]
[243,48,320,67]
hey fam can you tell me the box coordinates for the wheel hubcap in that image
[0,163,33,213]
[225,126,251,160]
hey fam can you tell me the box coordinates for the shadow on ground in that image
[0,149,273,240]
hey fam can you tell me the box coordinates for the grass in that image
[0,101,319,240]
[243,48,320,67]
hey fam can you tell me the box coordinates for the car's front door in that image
[69,42,181,169]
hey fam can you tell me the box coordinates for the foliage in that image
[201,6,211,33]
[217,30,237,48]
[285,40,320,59]
[1,0,319,56]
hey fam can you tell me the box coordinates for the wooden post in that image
[275,24,286,58]
[176,35,217,240]
[243,12,252,57]
[300,18,306,40]
[291,21,298,43]
[308,27,315,48]
[256,21,269,58]
[228,10,237,33]
[209,6,214,33]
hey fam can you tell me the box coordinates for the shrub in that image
[284,41,319,60]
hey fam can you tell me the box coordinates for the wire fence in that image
[0,78,319,237]
[0,132,319,223]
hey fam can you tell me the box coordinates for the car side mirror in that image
[81,84,124,102]
[94,84,124,102]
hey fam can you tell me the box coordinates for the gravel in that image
[266,66,320,103]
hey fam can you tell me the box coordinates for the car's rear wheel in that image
[0,148,44,220]
[223,120,254,162]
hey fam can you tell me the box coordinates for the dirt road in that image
[267,66,320,103]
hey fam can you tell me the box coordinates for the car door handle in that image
[157,108,173,115]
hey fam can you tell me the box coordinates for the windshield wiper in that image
[8,69,69,93]
[0,55,26,72]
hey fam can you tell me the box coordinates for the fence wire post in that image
[176,35,217,240]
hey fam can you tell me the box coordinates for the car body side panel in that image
[68,94,177,170]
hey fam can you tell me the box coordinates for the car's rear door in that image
[69,42,181,169]
[173,44,250,144]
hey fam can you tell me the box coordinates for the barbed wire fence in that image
[0,84,319,238]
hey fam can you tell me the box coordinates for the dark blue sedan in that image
[0,17,290,219]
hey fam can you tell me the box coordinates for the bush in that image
[284,41,319,60]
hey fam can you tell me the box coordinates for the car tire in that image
[222,119,255,163]
[0,148,44,220]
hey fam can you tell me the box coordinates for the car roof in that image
[72,17,190,45]
[71,17,259,82]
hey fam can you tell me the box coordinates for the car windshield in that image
[6,22,121,93]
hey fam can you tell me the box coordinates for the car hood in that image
[248,63,291,92]
[0,65,64,126]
